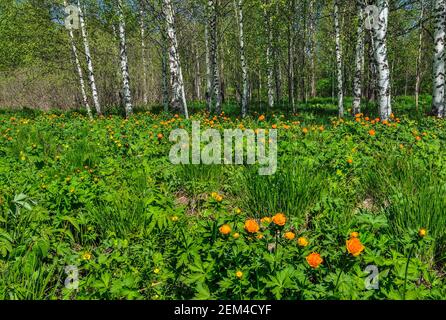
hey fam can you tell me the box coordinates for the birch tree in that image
[309,0,317,98]
[205,24,212,112]
[117,0,133,117]
[334,0,344,117]
[78,0,101,115]
[264,0,274,109]
[163,0,189,118]
[372,0,391,120]
[234,0,248,117]
[432,0,445,118]
[352,0,365,115]
[64,0,92,119]
[415,2,424,112]
[139,6,149,105]
[208,0,223,114]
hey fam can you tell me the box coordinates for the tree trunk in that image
[78,0,101,115]
[415,4,424,112]
[117,0,133,117]
[205,24,213,112]
[372,0,392,120]
[139,7,149,105]
[334,0,344,117]
[234,0,248,117]
[208,0,222,114]
[352,1,365,115]
[64,0,92,119]
[264,0,274,109]
[163,0,189,118]
[288,21,295,113]
[161,35,169,112]
[432,0,445,118]
[309,0,317,98]
[194,44,202,101]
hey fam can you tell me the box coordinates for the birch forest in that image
[0,0,444,119]
[1,0,446,302]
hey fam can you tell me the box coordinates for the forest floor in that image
[0,97,445,299]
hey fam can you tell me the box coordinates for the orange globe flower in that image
[346,237,365,257]
[284,232,295,240]
[306,252,323,269]
[297,237,309,247]
[258,115,265,121]
[244,219,260,233]
[272,213,286,226]
[350,232,359,238]
[219,224,231,235]
[368,129,376,136]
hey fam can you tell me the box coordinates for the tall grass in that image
[367,157,446,263]
[239,160,325,220]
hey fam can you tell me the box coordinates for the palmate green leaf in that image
[193,282,211,300]
[263,267,297,299]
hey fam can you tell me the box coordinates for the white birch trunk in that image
[205,24,213,112]
[234,0,248,117]
[78,0,101,115]
[163,0,189,118]
[415,4,424,112]
[372,0,392,120]
[140,8,149,105]
[309,0,317,98]
[265,1,274,109]
[352,1,365,115]
[117,0,133,117]
[64,0,92,119]
[334,0,344,117]
[208,0,222,114]
[432,0,446,117]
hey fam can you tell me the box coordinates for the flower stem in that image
[403,244,415,300]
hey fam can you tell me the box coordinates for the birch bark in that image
[234,0,248,117]
[78,0,101,115]
[64,0,92,119]
[352,1,365,115]
[432,0,445,117]
[117,0,133,117]
[163,0,189,118]
[334,0,344,117]
[372,0,392,120]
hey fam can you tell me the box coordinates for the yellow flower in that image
[233,232,240,239]
[297,237,309,247]
[260,217,271,224]
[350,232,359,238]
[284,232,295,240]
[154,268,161,274]
[82,252,92,260]
[236,271,243,279]
[171,216,179,222]
[418,228,427,238]
[256,233,264,240]
[235,208,242,214]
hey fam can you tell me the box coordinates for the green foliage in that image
[0,104,445,300]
